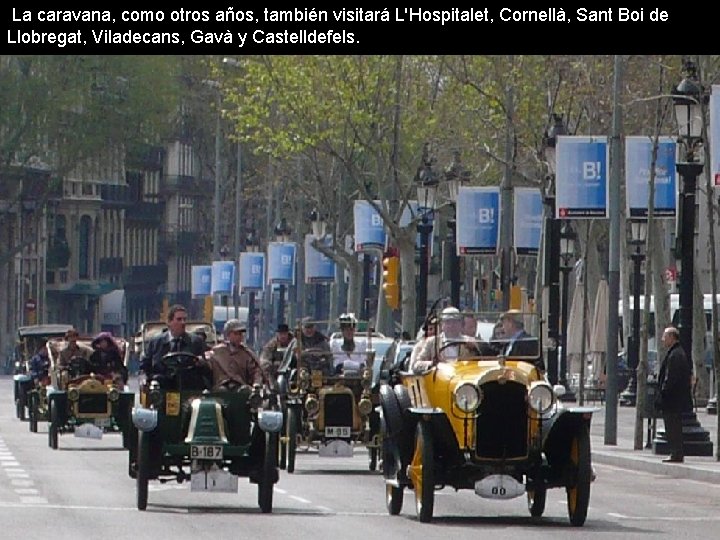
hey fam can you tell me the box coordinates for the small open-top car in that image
[129,351,282,512]
[13,324,74,421]
[380,309,596,526]
[276,326,382,473]
[45,335,135,449]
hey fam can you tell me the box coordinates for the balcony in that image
[99,257,124,276]
[123,264,167,287]
[125,201,164,224]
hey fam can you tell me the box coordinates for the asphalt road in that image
[1,376,719,540]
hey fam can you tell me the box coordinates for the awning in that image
[48,281,119,297]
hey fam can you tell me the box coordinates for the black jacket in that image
[140,331,206,376]
[657,342,693,414]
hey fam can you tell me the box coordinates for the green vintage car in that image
[129,352,282,512]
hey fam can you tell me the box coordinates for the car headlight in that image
[454,383,481,413]
[68,388,80,402]
[528,383,555,413]
[358,397,373,416]
[305,395,319,415]
[108,387,120,402]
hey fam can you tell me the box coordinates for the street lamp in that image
[309,208,327,321]
[541,113,567,385]
[415,145,439,332]
[274,218,293,327]
[559,220,577,401]
[244,230,259,346]
[672,60,705,362]
[444,151,470,308]
[620,220,647,406]
[202,79,223,262]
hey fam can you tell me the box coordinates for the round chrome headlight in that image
[108,387,120,402]
[358,397,373,416]
[528,383,554,413]
[305,395,319,415]
[454,383,480,413]
[68,388,80,402]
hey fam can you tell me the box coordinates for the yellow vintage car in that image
[380,309,595,526]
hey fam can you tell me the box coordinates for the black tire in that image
[17,390,26,421]
[369,446,378,471]
[411,422,435,523]
[383,425,404,515]
[527,485,547,517]
[278,406,288,470]
[287,407,299,474]
[137,431,150,511]
[394,385,412,414]
[379,385,403,437]
[566,426,592,527]
[386,482,404,516]
[258,432,278,513]
[29,392,38,433]
[48,400,59,450]
[121,402,134,450]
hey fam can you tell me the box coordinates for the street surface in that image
[1,376,719,540]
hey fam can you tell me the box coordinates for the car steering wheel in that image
[161,351,199,372]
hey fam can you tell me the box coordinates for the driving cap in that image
[440,306,462,320]
[224,318,246,334]
[65,328,79,338]
[301,316,315,328]
[276,323,290,333]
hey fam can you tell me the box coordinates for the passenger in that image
[202,318,264,391]
[409,314,438,368]
[29,341,50,381]
[498,309,536,357]
[298,317,332,375]
[330,313,368,373]
[58,328,93,369]
[141,304,207,386]
[260,323,293,383]
[462,309,477,338]
[411,306,483,372]
[89,332,127,383]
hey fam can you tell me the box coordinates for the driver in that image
[330,313,368,373]
[202,319,264,390]
[259,323,292,382]
[58,328,93,369]
[140,304,207,380]
[411,306,484,372]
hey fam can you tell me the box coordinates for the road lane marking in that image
[19,497,48,504]
[1,461,20,467]
[11,480,34,487]
[289,495,311,504]
[608,512,720,521]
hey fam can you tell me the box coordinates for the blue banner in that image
[513,187,542,256]
[353,200,386,252]
[238,252,265,292]
[267,242,296,285]
[191,265,211,297]
[456,186,500,255]
[304,234,335,284]
[211,260,235,295]
[556,136,608,219]
[625,136,677,218]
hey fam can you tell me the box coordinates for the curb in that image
[592,450,720,485]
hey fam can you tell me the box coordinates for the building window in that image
[79,215,91,278]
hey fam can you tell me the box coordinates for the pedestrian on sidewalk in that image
[656,326,693,463]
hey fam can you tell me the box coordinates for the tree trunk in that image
[397,229,416,337]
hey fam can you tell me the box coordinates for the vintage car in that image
[380,310,595,526]
[276,330,381,473]
[13,324,74,421]
[129,351,282,512]
[45,335,135,449]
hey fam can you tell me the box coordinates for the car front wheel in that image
[408,422,434,523]
[566,425,592,526]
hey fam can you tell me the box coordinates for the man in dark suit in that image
[657,326,693,463]
[140,304,207,387]
[499,309,539,358]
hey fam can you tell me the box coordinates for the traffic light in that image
[382,255,400,310]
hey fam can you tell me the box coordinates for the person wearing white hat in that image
[411,306,482,372]
[330,313,368,373]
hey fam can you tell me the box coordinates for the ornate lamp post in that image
[620,220,647,406]
[244,230,259,347]
[309,208,327,321]
[274,218,292,326]
[444,151,470,308]
[542,113,567,385]
[415,146,439,331]
[559,221,577,401]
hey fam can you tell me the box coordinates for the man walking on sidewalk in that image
[657,326,693,463]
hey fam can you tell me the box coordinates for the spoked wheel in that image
[17,391,26,421]
[28,392,38,433]
[527,484,547,517]
[258,432,278,513]
[286,407,299,474]
[408,422,434,523]
[48,400,59,449]
[279,414,288,471]
[136,431,150,511]
[566,426,592,526]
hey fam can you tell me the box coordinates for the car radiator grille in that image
[324,393,353,427]
[78,393,108,414]
[475,381,528,459]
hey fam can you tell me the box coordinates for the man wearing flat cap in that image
[411,306,484,372]
[299,317,330,350]
[260,322,293,384]
[58,328,93,369]
[203,318,264,391]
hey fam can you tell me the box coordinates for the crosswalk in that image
[0,435,48,504]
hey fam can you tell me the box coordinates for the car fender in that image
[408,407,463,466]
[542,407,595,464]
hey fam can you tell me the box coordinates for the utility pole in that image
[500,72,514,310]
[233,140,242,318]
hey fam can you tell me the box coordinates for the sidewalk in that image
[587,401,720,484]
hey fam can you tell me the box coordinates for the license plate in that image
[190,445,224,460]
[325,426,351,438]
[94,417,111,427]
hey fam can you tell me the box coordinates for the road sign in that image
[25,298,36,311]
[664,267,677,283]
